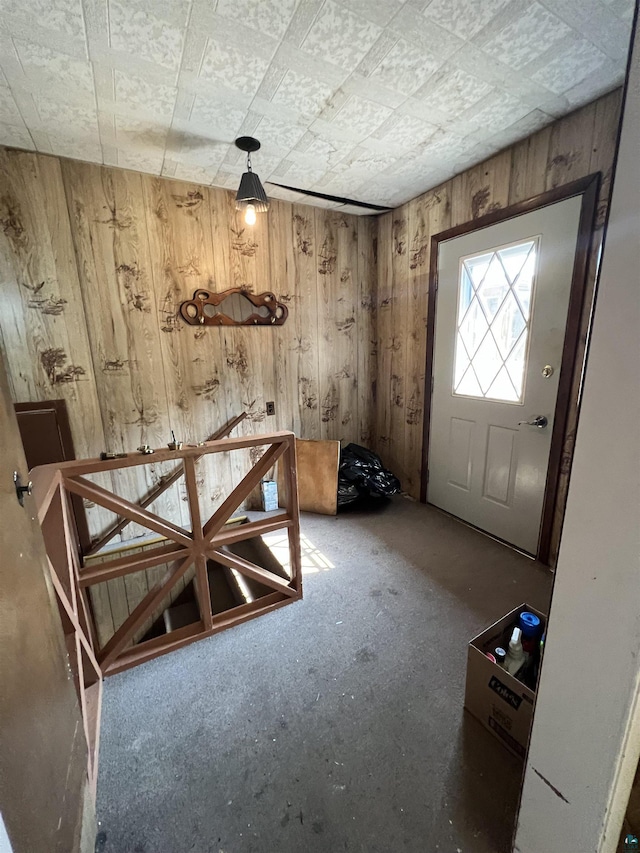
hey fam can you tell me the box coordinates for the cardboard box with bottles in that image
[464,603,546,759]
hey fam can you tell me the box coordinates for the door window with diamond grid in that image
[453,238,539,403]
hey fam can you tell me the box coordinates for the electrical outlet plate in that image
[266,402,275,416]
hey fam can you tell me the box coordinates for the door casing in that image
[420,173,600,564]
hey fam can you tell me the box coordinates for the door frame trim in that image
[419,173,601,563]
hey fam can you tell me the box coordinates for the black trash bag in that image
[337,443,401,507]
[337,479,360,508]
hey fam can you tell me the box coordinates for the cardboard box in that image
[464,603,546,759]
[260,479,278,512]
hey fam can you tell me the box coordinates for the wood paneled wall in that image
[0,88,621,562]
[373,90,622,563]
[0,152,377,542]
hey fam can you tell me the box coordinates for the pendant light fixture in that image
[234,136,269,226]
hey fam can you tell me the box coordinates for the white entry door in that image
[427,196,582,555]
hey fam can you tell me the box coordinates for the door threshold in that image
[426,502,542,563]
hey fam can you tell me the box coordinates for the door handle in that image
[13,471,33,506]
[518,416,548,429]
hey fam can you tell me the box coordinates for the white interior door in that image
[427,196,582,555]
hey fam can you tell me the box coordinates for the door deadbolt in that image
[14,471,33,506]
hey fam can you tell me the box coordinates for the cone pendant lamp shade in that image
[234,136,269,215]
[235,169,269,213]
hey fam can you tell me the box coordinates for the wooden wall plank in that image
[357,216,377,447]
[508,126,552,205]
[404,185,451,495]
[312,208,360,445]
[545,101,597,191]
[375,212,393,459]
[141,175,228,525]
[451,150,512,223]
[388,210,408,484]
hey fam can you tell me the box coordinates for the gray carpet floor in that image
[96,498,552,853]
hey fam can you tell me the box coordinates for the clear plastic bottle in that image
[504,626,526,676]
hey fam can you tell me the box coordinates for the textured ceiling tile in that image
[420,68,494,115]
[159,157,178,176]
[168,135,227,169]
[1,0,86,38]
[397,95,453,128]
[48,132,102,160]
[331,94,394,137]
[170,89,195,122]
[0,123,34,148]
[301,0,382,71]
[531,37,609,94]
[33,96,99,132]
[481,107,553,148]
[539,0,634,58]
[199,38,270,97]
[368,38,441,96]
[609,0,635,20]
[375,113,437,150]
[423,0,513,40]
[254,115,306,154]
[115,116,169,149]
[177,27,208,78]
[185,79,253,112]
[456,92,532,136]
[418,128,468,159]
[339,147,400,175]
[216,0,299,40]
[274,41,349,88]
[307,116,359,147]
[255,63,288,102]
[271,69,335,120]
[171,162,215,183]
[342,73,407,109]
[562,61,626,108]
[296,133,343,164]
[0,0,634,207]
[318,171,372,196]
[116,150,165,172]
[337,0,408,27]
[247,94,303,127]
[115,71,176,120]
[282,0,325,47]
[13,40,94,91]
[264,183,309,203]
[280,160,329,186]
[446,41,556,104]
[200,13,281,60]
[109,0,188,72]
[188,95,246,138]
[479,2,572,70]
[355,31,399,77]
[390,4,465,60]
[97,110,116,146]
[0,86,23,124]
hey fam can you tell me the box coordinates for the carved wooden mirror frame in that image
[179,288,288,326]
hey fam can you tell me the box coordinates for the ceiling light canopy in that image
[235,136,269,226]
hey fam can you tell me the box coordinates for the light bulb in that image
[244,203,256,226]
